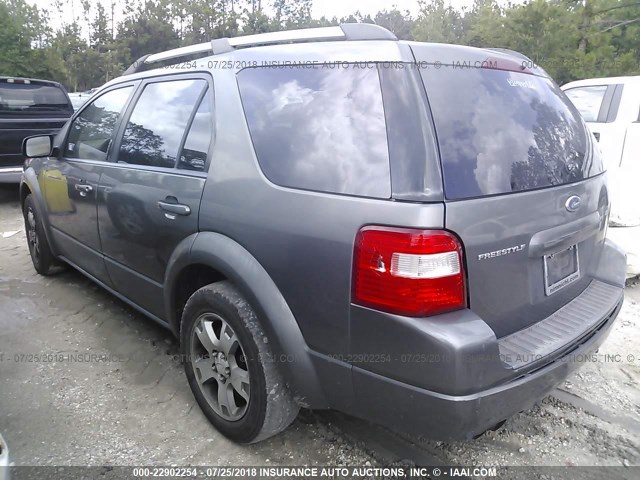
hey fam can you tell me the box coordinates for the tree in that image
[116,0,180,66]
[464,0,506,47]
[0,0,65,81]
[91,3,112,51]
[412,0,465,44]
[51,22,86,90]
[272,0,313,28]
[374,9,414,40]
[185,0,241,42]
[497,0,581,83]
[1,0,639,87]
[0,1,35,75]
[242,10,276,34]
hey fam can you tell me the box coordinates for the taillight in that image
[352,226,466,317]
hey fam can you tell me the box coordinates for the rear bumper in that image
[0,166,22,183]
[351,293,622,440]
[343,238,626,439]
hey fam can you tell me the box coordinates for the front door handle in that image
[158,200,191,216]
[74,184,93,197]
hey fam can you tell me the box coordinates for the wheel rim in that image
[26,207,40,262]
[190,313,250,421]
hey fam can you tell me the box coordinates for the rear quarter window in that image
[237,65,391,198]
[420,66,601,200]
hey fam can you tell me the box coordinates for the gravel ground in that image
[0,183,639,471]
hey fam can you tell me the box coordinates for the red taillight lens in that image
[352,227,466,317]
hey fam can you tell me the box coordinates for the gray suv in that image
[19,24,627,444]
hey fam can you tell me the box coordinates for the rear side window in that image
[564,85,607,122]
[237,65,391,198]
[118,79,207,169]
[0,81,72,114]
[420,67,601,200]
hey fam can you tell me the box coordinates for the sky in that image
[312,0,475,18]
[31,0,479,32]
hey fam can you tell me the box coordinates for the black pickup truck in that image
[0,77,73,183]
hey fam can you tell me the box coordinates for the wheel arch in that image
[164,231,328,409]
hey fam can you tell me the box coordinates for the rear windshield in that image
[0,82,72,113]
[420,67,602,200]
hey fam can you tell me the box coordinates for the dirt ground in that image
[1,183,639,472]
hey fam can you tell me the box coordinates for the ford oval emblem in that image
[565,195,582,212]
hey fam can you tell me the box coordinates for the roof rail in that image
[123,23,397,75]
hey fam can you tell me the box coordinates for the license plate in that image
[543,245,580,296]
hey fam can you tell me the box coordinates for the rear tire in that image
[181,281,299,443]
[23,194,59,276]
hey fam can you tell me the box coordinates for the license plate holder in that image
[543,244,580,296]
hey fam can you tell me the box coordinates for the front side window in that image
[118,79,207,169]
[65,87,133,161]
[237,65,391,198]
[564,85,608,122]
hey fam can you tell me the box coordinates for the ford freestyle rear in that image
[412,44,609,338]
[19,25,627,443]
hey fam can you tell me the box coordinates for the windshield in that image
[420,66,602,200]
[0,82,72,113]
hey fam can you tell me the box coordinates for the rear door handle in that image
[158,200,191,216]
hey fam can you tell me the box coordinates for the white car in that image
[562,76,640,226]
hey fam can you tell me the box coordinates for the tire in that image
[23,194,58,275]
[181,281,299,443]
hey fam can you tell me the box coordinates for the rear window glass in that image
[0,82,71,113]
[421,67,601,200]
[237,65,391,198]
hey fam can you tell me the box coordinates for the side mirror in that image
[23,135,53,158]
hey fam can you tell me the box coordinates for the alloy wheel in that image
[26,207,40,262]
[190,313,250,421]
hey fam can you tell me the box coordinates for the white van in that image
[562,76,640,226]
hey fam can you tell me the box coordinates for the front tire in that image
[23,194,58,275]
[181,281,299,443]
